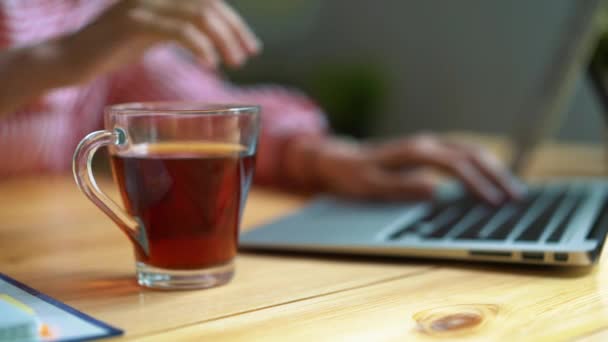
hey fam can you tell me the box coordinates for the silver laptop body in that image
[240,0,608,266]
[241,180,608,266]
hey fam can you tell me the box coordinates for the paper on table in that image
[0,274,122,342]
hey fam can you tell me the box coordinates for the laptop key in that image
[420,201,453,223]
[389,200,457,240]
[586,195,608,241]
[427,200,476,239]
[547,192,585,242]
[455,206,500,239]
[516,190,567,241]
[485,191,542,240]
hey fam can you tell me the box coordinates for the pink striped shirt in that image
[0,0,327,185]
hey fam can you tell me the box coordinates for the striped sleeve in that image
[0,0,114,177]
[0,79,110,177]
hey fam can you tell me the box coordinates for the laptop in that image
[240,0,608,266]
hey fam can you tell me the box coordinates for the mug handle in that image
[72,129,148,255]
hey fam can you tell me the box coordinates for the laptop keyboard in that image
[240,180,608,266]
[389,185,595,243]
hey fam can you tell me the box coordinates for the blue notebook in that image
[0,273,122,342]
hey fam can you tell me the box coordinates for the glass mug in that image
[73,103,259,290]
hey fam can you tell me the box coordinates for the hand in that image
[63,0,261,83]
[305,135,525,204]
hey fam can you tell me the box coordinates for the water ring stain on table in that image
[413,304,499,337]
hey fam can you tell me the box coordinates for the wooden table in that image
[2,135,608,341]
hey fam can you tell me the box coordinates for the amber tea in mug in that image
[111,143,255,270]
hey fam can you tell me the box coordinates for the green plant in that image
[305,63,387,138]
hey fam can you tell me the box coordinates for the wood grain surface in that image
[1,134,607,341]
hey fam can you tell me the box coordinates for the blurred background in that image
[228,0,605,143]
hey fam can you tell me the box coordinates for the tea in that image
[110,142,255,270]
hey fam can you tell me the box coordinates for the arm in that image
[0,40,73,117]
[0,0,259,117]
[253,97,328,189]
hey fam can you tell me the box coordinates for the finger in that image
[465,150,526,200]
[445,141,526,200]
[138,0,246,67]
[444,158,506,205]
[161,21,219,68]
[371,136,505,204]
[362,168,438,202]
[411,146,505,204]
[212,0,261,55]
[372,135,441,169]
[201,6,248,67]
[131,9,219,68]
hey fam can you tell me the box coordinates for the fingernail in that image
[485,188,504,206]
[202,58,218,70]
[232,53,245,67]
[252,39,263,54]
[511,180,528,199]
